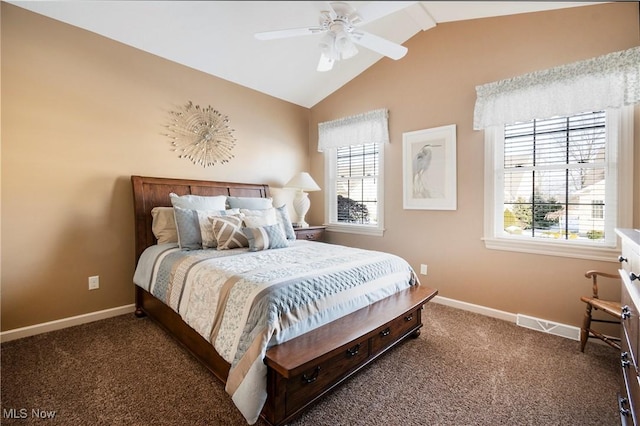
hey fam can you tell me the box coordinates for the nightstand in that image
[294,226,326,242]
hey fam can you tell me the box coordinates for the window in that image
[591,200,604,220]
[319,109,388,236]
[475,48,638,260]
[325,142,383,235]
[484,107,633,260]
[504,111,606,240]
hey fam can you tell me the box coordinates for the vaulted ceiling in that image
[8,1,603,108]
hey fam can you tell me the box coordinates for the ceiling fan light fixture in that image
[319,32,337,59]
[319,30,358,62]
[335,31,358,59]
[317,53,335,72]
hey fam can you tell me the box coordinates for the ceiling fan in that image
[255,1,415,72]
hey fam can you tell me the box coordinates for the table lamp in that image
[285,172,321,228]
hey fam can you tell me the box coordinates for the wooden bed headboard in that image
[131,175,270,262]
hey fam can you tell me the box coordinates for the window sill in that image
[483,237,620,262]
[326,223,384,237]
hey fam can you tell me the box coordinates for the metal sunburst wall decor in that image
[166,101,236,167]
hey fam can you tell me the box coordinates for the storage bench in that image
[262,284,438,425]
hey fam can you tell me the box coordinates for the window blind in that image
[335,143,379,225]
[503,111,608,240]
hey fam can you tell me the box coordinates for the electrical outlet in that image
[420,264,428,275]
[88,275,99,290]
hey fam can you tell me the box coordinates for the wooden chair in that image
[579,270,622,352]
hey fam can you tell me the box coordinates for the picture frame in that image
[402,124,457,210]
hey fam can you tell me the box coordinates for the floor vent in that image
[516,314,580,341]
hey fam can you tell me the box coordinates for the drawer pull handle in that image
[380,328,391,337]
[302,366,320,384]
[346,343,360,357]
[618,255,628,263]
[404,314,414,322]
[621,352,631,368]
[305,234,314,239]
[618,396,630,417]
[622,306,631,320]
[631,272,639,282]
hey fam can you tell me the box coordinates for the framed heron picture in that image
[402,124,457,210]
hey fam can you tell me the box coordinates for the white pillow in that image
[240,208,278,228]
[169,192,227,210]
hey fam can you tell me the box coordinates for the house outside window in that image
[318,109,388,236]
[591,200,604,220]
[484,106,633,260]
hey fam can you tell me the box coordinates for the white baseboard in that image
[432,295,517,323]
[0,297,590,344]
[0,304,136,343]
[431,295,583,342]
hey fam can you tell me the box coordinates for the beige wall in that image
[1,4,310,330]
[2,2,639,333]
[309,2,640,329]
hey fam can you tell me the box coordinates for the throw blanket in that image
[133,240,418,424]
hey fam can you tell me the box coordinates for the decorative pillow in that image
[210,215,248,250]
[227,196,273,210]
[202,210,241,248]
[274,204,296,241]
[174,206,240,250]
[170,192,227,211]
[240,208,278,228]
[151,207,178,244]
[243,224,290,252]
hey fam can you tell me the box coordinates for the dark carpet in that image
[1,303,621,425]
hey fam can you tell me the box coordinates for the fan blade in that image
[317,53,335,72]
[255,26,324,40]
[355,1,417,25]
[325,1,339,20]
[350,30,408,60]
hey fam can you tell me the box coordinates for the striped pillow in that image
[243,224,290,251]
[201,209,240,248]
[210,215,248,250]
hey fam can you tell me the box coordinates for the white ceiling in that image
[9,1,602,108]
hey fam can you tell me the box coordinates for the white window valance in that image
[318,108,389,152]
[473,46,640,130]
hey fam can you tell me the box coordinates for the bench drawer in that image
[371,308,420,355]
[286,337,369,415]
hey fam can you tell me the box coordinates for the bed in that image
[131,175,438,425]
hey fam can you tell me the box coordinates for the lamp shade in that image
[285,172,321,192]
